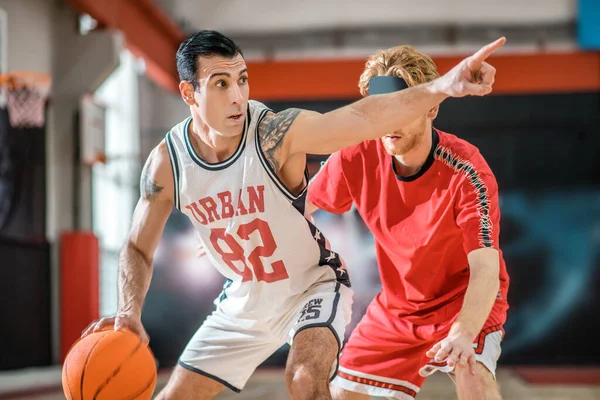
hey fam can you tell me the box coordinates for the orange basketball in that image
[62,329,157,400]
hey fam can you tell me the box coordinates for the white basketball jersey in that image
[165,100,350,320]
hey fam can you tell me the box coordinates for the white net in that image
[0,72,51,129]
[6,86,50,128]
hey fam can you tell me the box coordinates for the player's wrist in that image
[117,303,143,319]
[449,321,478,342]
[426,77,451,99]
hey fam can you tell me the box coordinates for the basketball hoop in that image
[0,71,51,129]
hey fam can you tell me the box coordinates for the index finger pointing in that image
[467,37,506,70]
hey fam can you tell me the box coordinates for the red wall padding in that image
[59,231,99,362]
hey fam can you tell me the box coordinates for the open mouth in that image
[228,113,243,121]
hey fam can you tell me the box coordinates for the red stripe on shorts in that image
[337,370,417,398]
[474,324,503,355]
[428,361,448,367]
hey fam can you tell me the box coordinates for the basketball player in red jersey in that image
[308,45,509,400]
[82,30,505,400]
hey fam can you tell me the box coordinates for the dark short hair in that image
[176,30,243,90]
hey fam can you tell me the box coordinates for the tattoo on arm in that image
[140,158,163,202]
[259,108,301,172]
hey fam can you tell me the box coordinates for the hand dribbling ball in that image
[62,329,157,399]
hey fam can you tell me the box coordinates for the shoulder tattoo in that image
[258,108,301,172]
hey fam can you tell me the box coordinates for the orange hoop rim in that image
[87,153,107,166]
[0,71,52,90]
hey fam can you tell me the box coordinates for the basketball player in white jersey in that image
[82,30,505,399]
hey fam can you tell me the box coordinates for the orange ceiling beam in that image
[247,51,600,101]
[62,1,600,99]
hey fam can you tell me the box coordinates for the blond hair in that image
[358,45,440,97]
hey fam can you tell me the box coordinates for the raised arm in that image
[277,38,504,157]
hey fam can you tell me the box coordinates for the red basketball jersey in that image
[308,128,509,326]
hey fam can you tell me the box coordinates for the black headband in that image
[368,76,410,95]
